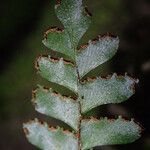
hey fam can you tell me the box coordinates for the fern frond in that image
[23,0,142,149]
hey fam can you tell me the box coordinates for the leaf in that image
[81,117,141,150]
[23,119,78,150]
[32,85,80,131]
[36,56,78,93]
[55,0,91,46]
[42,0,91,61]
[77,35,119,78]
[79,73,138,113]
[42,28,75,61]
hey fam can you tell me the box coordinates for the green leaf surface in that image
[23,119,78,150]
[55,0,91,46]
[42,0,91,61]
[36,56,78,93]
[42,28,75,61]
[77,35,119,78]
[32,85,80,131]
[81,117,141,150]
[79,73,138,113]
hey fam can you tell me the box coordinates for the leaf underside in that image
[79,73,138,113]
[36,56,78,93]
[81,117,141,150]
[23,0,142,149]
[32,85,80,131]
[55,0,91,48]
[43,0,91,61]
[23,120,78,150]
[77,35,119,78]
[43,28,75,61]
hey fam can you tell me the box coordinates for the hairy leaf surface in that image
[79,73,138,113]
[81,117,141,150]
[42,29,75,61]
[23,0,142,149]
[77,35,119,78]
[23,120,78,150]
[36,56,77,93]
[55,0,91,46]
[32,85,80,130]
[43,0,91,61]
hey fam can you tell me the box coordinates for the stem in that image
[76,66,81,150]
[72,27,81,149]
[78,100,82,150]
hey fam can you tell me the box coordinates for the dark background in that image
[0,0,150,149]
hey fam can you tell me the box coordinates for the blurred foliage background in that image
[0,0,150,149]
